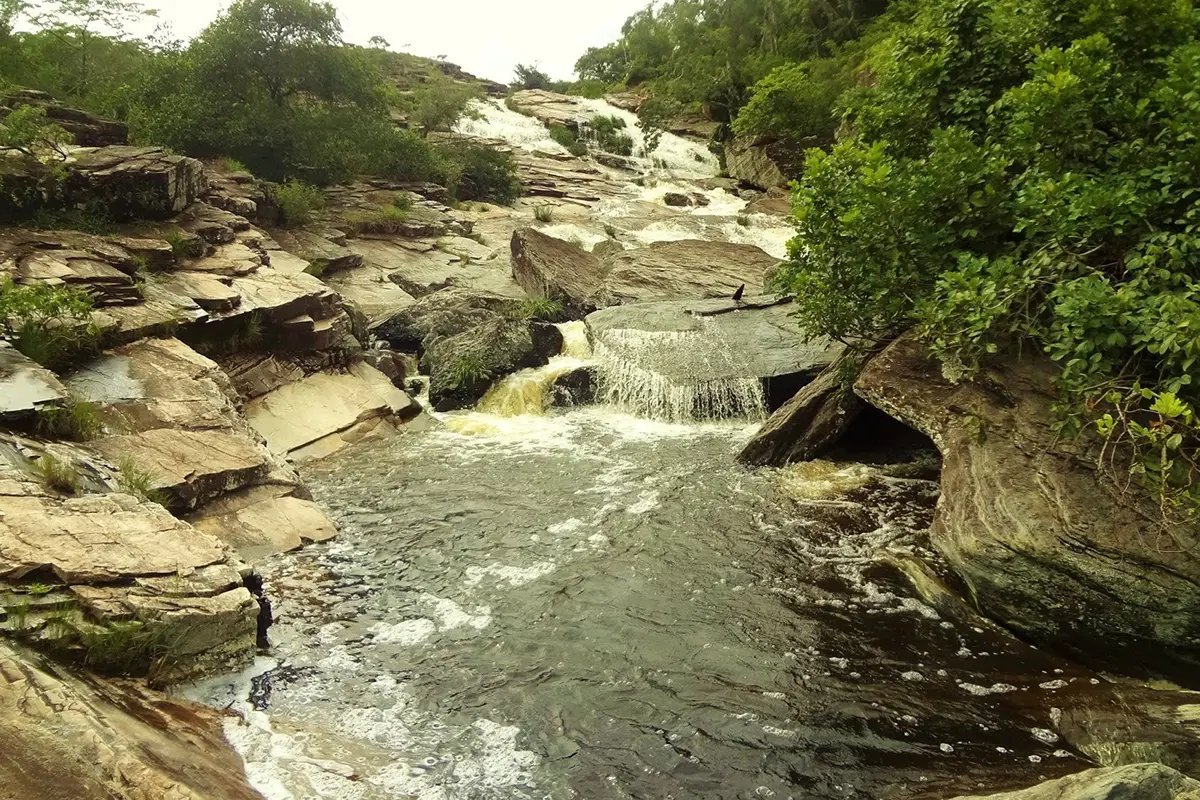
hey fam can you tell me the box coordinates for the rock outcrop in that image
[853,334,1200,683]
[512,229,779,313]
[725,135,807,190]
[0,642,263,800]
[67,146,207,218]
[378,287,562,409]
[738,349,866,465]
[1,89,128,147]
[949,763,1200,800]
[0,346,67,428]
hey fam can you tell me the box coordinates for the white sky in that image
[143,0,650,82]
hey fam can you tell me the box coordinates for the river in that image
[187,97,1124,800]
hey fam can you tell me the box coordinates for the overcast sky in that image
[142,0,650,82]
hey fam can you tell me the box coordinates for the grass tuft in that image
[31,454,80,495]
[36,398,102,441]
[533,204,556,223]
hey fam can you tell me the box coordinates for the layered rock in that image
[0,642,263,800]
[949,763,1200,800]
[0,346,67,429]
[1,89,128,147]
[853,334,1200,683]
[67,146,207,218]
[512,228,779,313]
[725,135,808,190]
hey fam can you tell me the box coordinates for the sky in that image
[142,0,652,82]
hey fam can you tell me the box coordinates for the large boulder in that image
[244,361,420,461]
[510,228,604,314]
[511,229,779,312]
[597,240,777,306]
[854,333,1200,683]
[67,146,207,219]
[725,135,807,190]
[949,763,1200,800]
[738,349,866,466]
[0,642,263,800]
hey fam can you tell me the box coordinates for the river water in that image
[187,98,1127,799]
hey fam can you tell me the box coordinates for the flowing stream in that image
[188,98,1131,799]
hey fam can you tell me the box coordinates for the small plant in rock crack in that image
[517,298,564,321]
[31,453,80,495]
[449,353,492,388]
[36,398,103,441]
[534,204,556,223]
[116,458,167,505]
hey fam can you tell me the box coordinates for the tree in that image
[404,76,482,135]
[21,0,156,97]
[367,34,388,49]
[511,63,551,91]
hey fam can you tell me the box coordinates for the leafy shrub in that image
[549,124,587,157]
[733,59,852,143]
[221,157,250,173]
[438,143,522,205]
[0,277,99,368]
[584,115,633,156]
[273,180,325,227]
[393,192,415,211]
[776,0,1200,520]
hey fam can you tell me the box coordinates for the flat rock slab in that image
[597,239,779,306]
[91,282,207,345]
[228,266,337,323]
[157,271,241,312]
[348,238,470,297]
[246,362,416,459]
[586,297,842,383]
[66,337,240,433]
[273,229,363,274]
[323,263,417,328]
[0,489,228,583]
[91,428,270,511]
[949,763,1200,800]
[0,347,66,422]
[188,485,338,560]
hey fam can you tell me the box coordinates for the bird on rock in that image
[732,284,746,302]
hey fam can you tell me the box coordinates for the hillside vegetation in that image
[0,0,518,199]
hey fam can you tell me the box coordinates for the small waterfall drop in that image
[592,324,767,423]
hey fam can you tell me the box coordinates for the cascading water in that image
[592,322,768,423]
[475,322,592,418]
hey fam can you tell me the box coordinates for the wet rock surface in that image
[854,333,1200,684]
[949,763,1200,800]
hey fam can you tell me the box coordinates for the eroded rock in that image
[948,763,1200,800]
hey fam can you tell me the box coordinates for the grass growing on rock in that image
[533,204,556,223]
[164,228,205,260]
[31,454,80,495]
[116,457,166,505]
[341,205,410,236]
[517,298,564,321]
[36,398,103,441]
[274,180,326,227]
[449,353,492,389]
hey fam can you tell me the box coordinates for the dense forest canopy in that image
[0,0,519,200]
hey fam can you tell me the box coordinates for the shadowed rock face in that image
[854,334,1200,684]
[0,642,264,800]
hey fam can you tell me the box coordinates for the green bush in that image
[341,205,410,236]
[549,124,587,157]
[777,0,1200,519]
[273,180,325,227]
[438,143,522,205]
[0,277,99,368]
[584,115,633,156]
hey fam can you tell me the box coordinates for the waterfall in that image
[592,325,766,423]
[468,322,593,419]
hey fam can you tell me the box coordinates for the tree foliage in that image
[776,0,1200,518]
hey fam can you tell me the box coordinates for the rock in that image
[597,240,778,306]
[0,346,67,427]
[245,362,418,461]
[0,642,263,800]
[174,201,250,246]
[663,191,692,207]
[437,235,498,263]
[377,287,525,352]
[362,349,413,388]
[2,89,127,146]
[0,228,142,306]
[348,238,471,297]
[549,366,594,407]
[746,187,792,217]
[67,146,206,219]
[188,485,337,560]
[725,135,807,190]
[66,337,243,434]
[739,350,867,466]
[854,333,1200,683]
[424,316,562,411]
[511,228,605,314]
[220,354,306,400]
[90,428,270,512]
[323,264,417,329]
[605,91,646,113]
[272,228,363,275]
[507,89,585,128]
[157,272,241,312]
[948,763,1200,800]
[587,296,841,395]
[91,283,207,345]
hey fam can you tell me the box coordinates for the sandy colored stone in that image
[949,763,1200,800]
[157,272,241,312]
[90,428,270,511]
[245,362,415,458]
[189,485,338,559]
[0,642,264,800]
[0,346,67,424]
